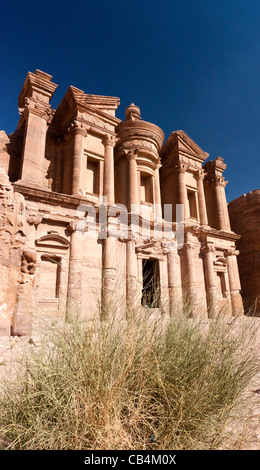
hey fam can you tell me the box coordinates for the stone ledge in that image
[13,183,98,209]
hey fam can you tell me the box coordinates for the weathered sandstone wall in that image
[229,190,260,315]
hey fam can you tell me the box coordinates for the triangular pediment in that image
[160,130,209,163]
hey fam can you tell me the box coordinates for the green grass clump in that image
[0,310,258,450]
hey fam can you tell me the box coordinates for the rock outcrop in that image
[0,166,33,334]
[229,190,260,315]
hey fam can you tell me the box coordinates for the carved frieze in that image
[136,239,166,258]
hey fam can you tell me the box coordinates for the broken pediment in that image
[77,93,120,117]
[54,86,120,131]
[160,130,209,164]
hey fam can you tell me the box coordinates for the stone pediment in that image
[160,130,209,164]
[136,240,166,259]
[76,93,120,117]
[35,233,70,250]
[54,86,120,131]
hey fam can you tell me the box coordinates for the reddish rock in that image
[229,191,260,315]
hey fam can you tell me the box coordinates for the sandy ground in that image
[220,316,260,450]
[0,316,259,450]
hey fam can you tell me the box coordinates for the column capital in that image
[69,120,88,137]
[67,220,88,235]
[175,162,188,173]
[162,240,178,254]
[67,221,78,233]
[102,133,116,147]
[185,241,196,251]
[194,169,205,181]
[201,242,215,254]
[214,176,227,187]
[126,148,139,161]
[224,248,240,257]
[19,97,56,123]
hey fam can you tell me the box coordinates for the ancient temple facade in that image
[0,69,244,336]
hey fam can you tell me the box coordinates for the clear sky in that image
[0,0,259,202]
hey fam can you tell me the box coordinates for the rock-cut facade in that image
[0,69,244,335]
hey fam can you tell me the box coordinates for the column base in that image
[230,292,244,317]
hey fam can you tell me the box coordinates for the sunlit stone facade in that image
[0,70,244,335]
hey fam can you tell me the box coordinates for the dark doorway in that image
[141,259,160,308]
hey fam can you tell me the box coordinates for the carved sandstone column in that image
[195,170,208,226]
[176,163,188,221]
[102,226,117,318]
[215,178,231,231]
[225,248,244,317]
[126,239,137,312]
[220,179,231,231]
[185,241,198,315]
[167,244,183,315]
[201,243,218,317]
[128,149,139,208]
[203,157,231,231]
[66,222,82,316]
[154,162,162,219]
[103,134,116,203]
[154,163,162,205]
[71,124,87,196]
[99,160,104,196]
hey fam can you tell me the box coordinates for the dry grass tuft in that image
[0,299,259,450]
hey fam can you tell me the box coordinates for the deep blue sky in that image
[1,0,259,201]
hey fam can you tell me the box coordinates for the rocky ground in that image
[0,316,259,450]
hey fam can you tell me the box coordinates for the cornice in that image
[116,119,165,150]
[12,183,99,211]
[18,69,58,108]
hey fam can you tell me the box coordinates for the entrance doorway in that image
[141,259,160,308]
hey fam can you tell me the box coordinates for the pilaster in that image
[18,70,58,189]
